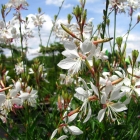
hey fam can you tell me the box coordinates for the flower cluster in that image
[109,0,140,14]
[50,0,140,139]
[0,79,38,123]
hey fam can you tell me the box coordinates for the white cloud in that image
[77,0,99,3]
[86,0,98,3]
[45,0,73,8]
[45,0,64,6]
[63,4,73,9]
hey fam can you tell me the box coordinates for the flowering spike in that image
[38,7,41,13]
[58,95,63,111]
[61,23,81,41]
[67,14,73,24]
[137,15,140,23]
[93,37,113,45]
[132,50,139,66]
[81,9,87,26]
[112,78,124,85]
[0,86,12,92]
[116,37,123,48]
[68,107,80,117]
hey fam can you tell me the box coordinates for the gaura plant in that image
[0,0,140,140]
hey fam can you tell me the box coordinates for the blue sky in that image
[0,0,140,60]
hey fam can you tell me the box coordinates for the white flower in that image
[50,112,82,139]
[29,64,49,83]
[97,84,127,123]
[121,77,140,96]
[127,65,140,77]
[15,62,25,75]
[53,18,93,41]
[0,94,6,107]
[57,40,96,75]
[59,74,74,85]
[0,20,14,44]
[31,14,46,27]
[67,126,83,135]
[74,78,93,123]
[5,0,28,10]
[0,83,22,114]
[18,87,38,106]
[127,0,140,10]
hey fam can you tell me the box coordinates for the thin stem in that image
[19,12,26,73]
[1,9,14,65]
[10,44,14,64]
[123,15,135,39]
[38,26,42,46]
[113,7,117,53]
[101,0,109,50]
[0,122,15,140]
[107,25,113,53]
[43,0,65,65]
[123,23,137,38]
[90,27,98,40]
[19,14,24,57]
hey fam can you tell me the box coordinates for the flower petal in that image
[97,108,106,122]
[63,41,77,50]
[50,129,58,140]
[68,113,78,123]
[57,135,68,140]
[0,94,6,106]
[83,103,91,123]
[68,126,83,135]
[57,58,76,69]
[75,87,88,97]
[10,89,18,97]
[110,90,125,101]
[80,40,92,54]
[110,103,127,112]
[90,82,99,96]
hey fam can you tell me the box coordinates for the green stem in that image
[113,7,117,53]
[19,14,24,58]
[123,22,137,38]
[10,44,14,64]
[43,0,65,65]
[19,12,26,73]
[0,122,15,140]
[38,26,42,46]
[124,13,133,45]
[107,25,113,53]
[101,0,109,50]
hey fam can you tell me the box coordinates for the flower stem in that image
[0,122,15,140]
[113,6,117,53]
[38,26,42,46]
[101,0,109,50]
[43,0,65,65]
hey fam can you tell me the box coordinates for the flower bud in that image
[97,24,101,30]
[67,14,73,24]
[137,15,140,23]
[93,37,113,45]
[80,0,86,8]
[73,5,82,17]
[61,23,81,41]
[106,19,110,26]
[116,37,123,48]
[38,7,41,13]
[54,15,57,21]
[132,50,139,66]
[81,9,87,26]
[68,107,80,117]
[112,78,124,85]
